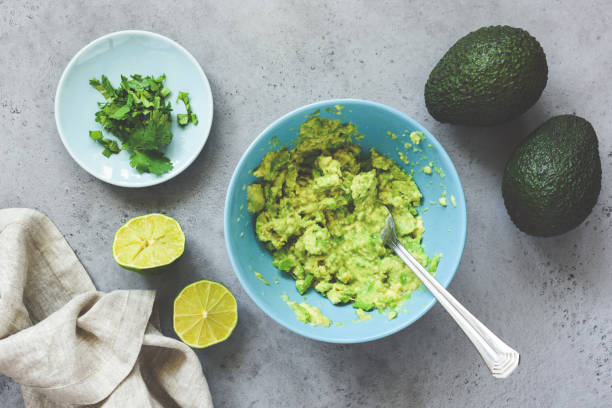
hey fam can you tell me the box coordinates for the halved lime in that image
[173,280,238,348]
[112,214,185,272]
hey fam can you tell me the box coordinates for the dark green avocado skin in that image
[425,25,548,126]
[502,115,601,237]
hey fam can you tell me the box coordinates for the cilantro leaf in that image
[109,94,133,120]
[89,75,116,101]
[104,139,121,154]
[129,150,173,175]
[102,139,121,154]
[122,109,172,150]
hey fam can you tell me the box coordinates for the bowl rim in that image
[224,98,467,343]
[54,29,214,188]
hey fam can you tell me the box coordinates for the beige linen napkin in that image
[0,208,213,408]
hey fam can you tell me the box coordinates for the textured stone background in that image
[1,1,611,407]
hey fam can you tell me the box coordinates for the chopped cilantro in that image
[177,114,189,126]
[175,91,198,126]
[89,130,103,141]
[89,130,120,157]
[88,74,197,176]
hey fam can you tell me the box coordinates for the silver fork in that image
[381,208,520,379]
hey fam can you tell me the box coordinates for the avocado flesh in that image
[502,115,601,236]
[248,116,441,313]
[425,25,548,126]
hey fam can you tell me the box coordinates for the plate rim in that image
[54,29,214,188]
[224,98,468,343]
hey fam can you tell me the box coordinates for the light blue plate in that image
[225,99,467,343]
[55,30,213,187]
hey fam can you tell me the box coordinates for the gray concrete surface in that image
[1,1,611,407]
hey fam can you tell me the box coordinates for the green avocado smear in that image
[281,294,331,327]
[248,116,440,320]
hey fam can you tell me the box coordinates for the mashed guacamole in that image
[248,116,440,316]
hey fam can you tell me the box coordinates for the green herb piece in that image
[129,150,173,175]
[102,140,121,156]
[89,130,103,141]
[177,114,189,126]
[89,130,120,157]
[121,109,173,151]
[89,76,116,101]
[88,73,193,175]
[175,91,198,126]
[176,91,189,106]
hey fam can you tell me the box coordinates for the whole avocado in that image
[425,25,548,126]
[502,115,601,237]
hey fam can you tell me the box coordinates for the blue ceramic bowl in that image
[55,30,213,187]
[225,99,467,343]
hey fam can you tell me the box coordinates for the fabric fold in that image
[0,208,213,408]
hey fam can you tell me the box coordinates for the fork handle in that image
[391,242,519,378]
